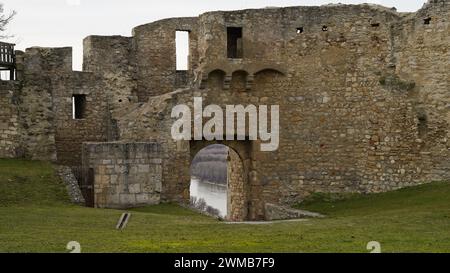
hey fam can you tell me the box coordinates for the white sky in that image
[1,0,427,70]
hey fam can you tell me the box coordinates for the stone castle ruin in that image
[0,0,449,221]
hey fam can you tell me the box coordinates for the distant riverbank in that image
[191,176,227,188]
[190,177,227,217]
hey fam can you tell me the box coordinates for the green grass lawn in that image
[0,159,449,253]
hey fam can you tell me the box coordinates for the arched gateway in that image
[190,141,251,222]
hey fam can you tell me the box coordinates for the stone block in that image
[119,194,136,205]
[129,183,141,194]
[138,164,150,173]
[136,193,149,204]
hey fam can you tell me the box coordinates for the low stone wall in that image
[82,142,163,208]
[55,165,85,205]
[265,203,324,221]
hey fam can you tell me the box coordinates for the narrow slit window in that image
[176,31,190,71]
[418,113,428,138]
[72,94,86,120]
[227,27,243,59]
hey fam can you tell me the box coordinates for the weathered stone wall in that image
[226,147,247,221]
[53,70,111,166]
[0,81,21,158]
[395,0,450,181]
[18,47,61,161]
[132,17,199,101]
[17,47,112,165]
[82,142,162,208]
[116,90,191,203]
[115,1,450,220]
[83,35,138,121]
[0,1,448,220]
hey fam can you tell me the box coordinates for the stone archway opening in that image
[190,144,228,218]
[190,142,249,221]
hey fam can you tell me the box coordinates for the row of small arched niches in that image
[199,68,285,90]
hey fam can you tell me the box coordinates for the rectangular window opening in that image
[0,71,11,81]
[72,94,86,120]
[227,27,243,59]
[176,31,190,71]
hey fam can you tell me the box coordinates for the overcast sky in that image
[1,0,427,70]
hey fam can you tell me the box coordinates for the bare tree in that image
[0,3,16,39]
